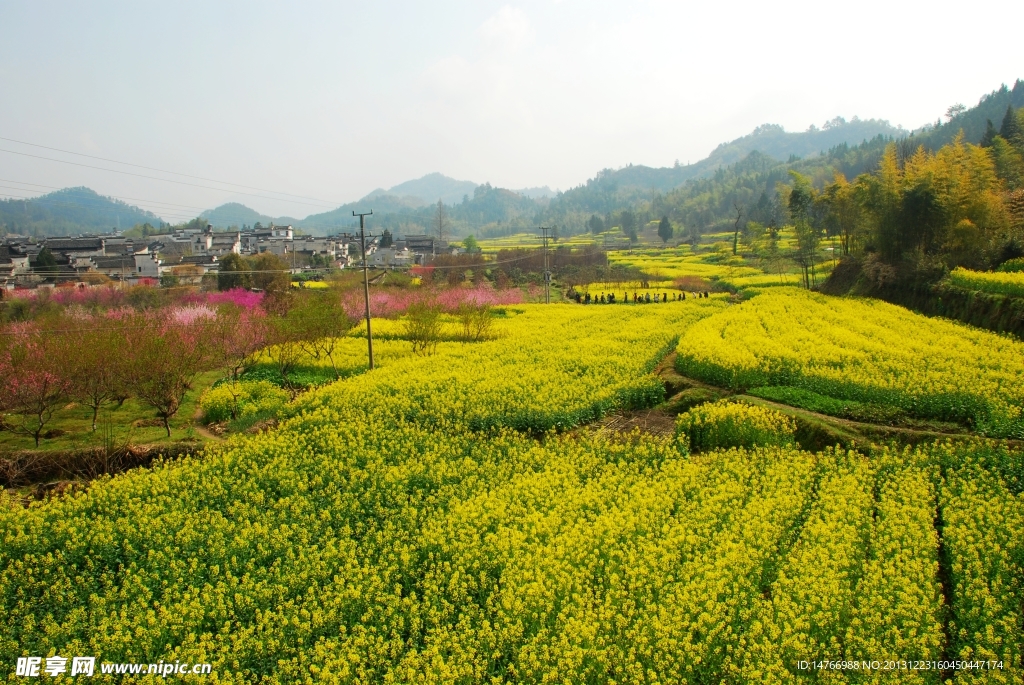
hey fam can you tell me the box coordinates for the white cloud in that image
[478,5,533,54]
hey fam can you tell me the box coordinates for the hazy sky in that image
[1,0,1021,220]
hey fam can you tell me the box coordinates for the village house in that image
[369,246,414,267]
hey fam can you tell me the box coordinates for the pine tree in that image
[981,119,998,147]
[657,216,672,243]
[1000,106,1021,142]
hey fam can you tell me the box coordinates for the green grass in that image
[0,369,224,453]
[747,386,907,425]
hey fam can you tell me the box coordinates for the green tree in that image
[981,119,999,148]
[405,303,443,356]
[658,216,673,243]
[33,247,59,281]
[1000,105,1021,143]
[218,253,252,291]
[819,173,862,256]
[989,135,1024,190]
[788,171,822,288]
[249,252,291,295]
[288,292,351,380]
[731,203,743,254]
[462,235,479,253]
[620,210,637,242]
[588,214,604,234]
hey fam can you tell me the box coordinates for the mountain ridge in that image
[4,80,1020,237]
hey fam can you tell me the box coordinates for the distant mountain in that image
[297,193,429,233]
[911,80,1024,150]
[378,173,479,206]
[701,117,906,169]
[540,116,915,221]
[0,187,163,238]
[572,117,907,198]
[203,202,292,229]
[514,186,556,200]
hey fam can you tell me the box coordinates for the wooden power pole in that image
[353,210,375,369]
[538,226,553,304]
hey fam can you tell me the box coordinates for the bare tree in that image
[732,201,744,255]
[435,199,449,247]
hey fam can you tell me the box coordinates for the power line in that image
[0,179,217,215]
[0,136,347,208]
[0,148,341,211]
[8,245,623,277]
[0,190,199,222]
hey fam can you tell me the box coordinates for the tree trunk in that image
[163,416,171,437]
[34,411,44,447]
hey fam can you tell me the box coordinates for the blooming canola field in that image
[676,288,1024,437]
[2,297,1023,683]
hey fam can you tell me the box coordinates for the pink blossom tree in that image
[67,321,130,431]
[122,312,217,437]
[219,308,270,380]
[1,324,75,447]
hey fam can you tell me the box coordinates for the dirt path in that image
[587,352,1012,450]
[191,407,224,442]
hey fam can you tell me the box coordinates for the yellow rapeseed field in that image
[675,287,1024,437]
[2,293,1023,683]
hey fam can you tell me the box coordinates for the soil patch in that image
[589,407,678,439]
[1,441,204,498]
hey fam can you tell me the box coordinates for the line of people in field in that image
[566,287,710,304]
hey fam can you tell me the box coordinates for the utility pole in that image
[538,226,553,304]
[353,210,375,369]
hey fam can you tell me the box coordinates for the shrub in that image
[456,303,494,342]
[199,380,290,424]
[997,257,1024,273]
[405,303,444,355]
[676,400,796,452]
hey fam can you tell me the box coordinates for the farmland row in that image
[675,288,1024,437]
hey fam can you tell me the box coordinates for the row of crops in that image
[3,296,1023,682]
[292,300,728,433]
[3,438,1020,681]
[675,288,1024,437]
[948,267,1024,298]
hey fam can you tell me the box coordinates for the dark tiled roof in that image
[181,255,218,265]
[90,256,135,269]
[44,238,105,251]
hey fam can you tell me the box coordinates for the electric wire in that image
[0,136,346,207]
[0,148,342,211]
